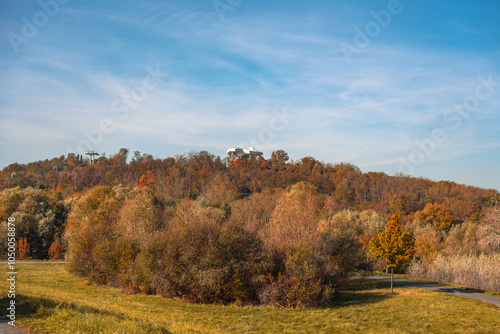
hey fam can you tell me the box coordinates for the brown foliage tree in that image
[270,150,289,171]
[266,182,322,253]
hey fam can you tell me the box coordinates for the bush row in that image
[65,183,386,307]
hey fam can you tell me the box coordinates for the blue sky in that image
[1,0,499,190]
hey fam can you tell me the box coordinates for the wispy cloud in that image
[0,0,498,189]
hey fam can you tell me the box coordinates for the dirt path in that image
[357,274,500,306]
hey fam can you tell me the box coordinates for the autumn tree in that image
[320,209,386,273]
[266,182,322,253]
[414,203,453,231]
[17,237,31,260]
[110,148,129,165]
[414,229,443,263]
[117,188,163,244]
[48,242,63,260]
[55,183,64,193]
[442,222,479,256]
[229,190,281,234]
[138,174,148,187]
[269,150,289,171]
[6,187,57,258]
[65,186,123,283]
[262,182,342,306]
[369,214,415,292]
[198,173,237,211]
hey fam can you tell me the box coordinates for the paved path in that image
[356,274,500,306]
[0,318,29,334]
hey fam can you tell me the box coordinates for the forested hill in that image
[1,149,498,214]
[1,149,499,302]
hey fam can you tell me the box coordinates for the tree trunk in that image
[391,267,394,293]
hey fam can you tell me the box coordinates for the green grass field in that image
[1,263,499,333]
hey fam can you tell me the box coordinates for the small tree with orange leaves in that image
[55,182,64,193]
[369,214,415,292]
[48,242,63,260]
[17,237,31,260]
[138,174,148,187]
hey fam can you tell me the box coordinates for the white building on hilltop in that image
[227,147,263,159]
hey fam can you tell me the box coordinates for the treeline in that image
[408,206,500,292]
[0,187,67,260]
[1,149,497,216]
[1,149,499,303]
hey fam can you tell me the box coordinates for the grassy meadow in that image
[1,263,499,334]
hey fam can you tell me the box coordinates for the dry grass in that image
[1,263,499,333]
[408,253,500,293]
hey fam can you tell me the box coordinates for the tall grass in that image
[408,253,500,292]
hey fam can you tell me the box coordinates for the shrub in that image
[264,182,322,253]
[320,209,387,272]
[258,244,337,308]
[65,186,122,283]
[117,188,164,244]
[229,189,281,234]
[146,200,266,304]
[257,183,345,307]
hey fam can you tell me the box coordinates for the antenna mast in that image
[85,150,100,165]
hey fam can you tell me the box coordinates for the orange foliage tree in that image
[138,174,148,187]
[415,203,453,231]
[414,230,443,263]
[48,242,63,260]
[17,237,31,260]
[369,214,415,292]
